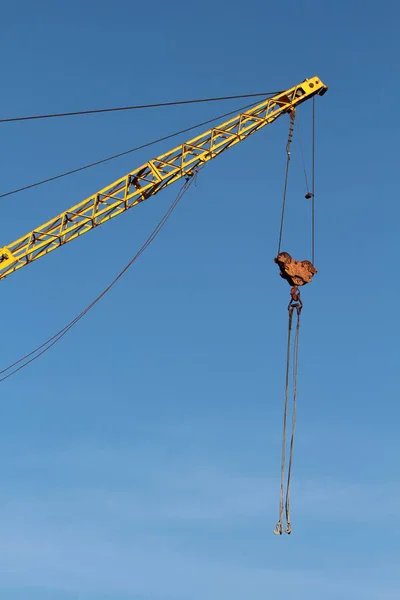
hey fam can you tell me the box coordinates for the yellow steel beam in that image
[0,76,327,281]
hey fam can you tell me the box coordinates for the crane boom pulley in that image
[0,76,327,282]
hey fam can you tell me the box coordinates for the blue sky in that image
[0,0,399,598]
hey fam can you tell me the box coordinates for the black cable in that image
[0,91,282,124]
[0,176,195,383]
[0,99,262,200]
[294,107,316,264]
[277,111,295,256]
[296,118,310,195]
[311,97,315,265]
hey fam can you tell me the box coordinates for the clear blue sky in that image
[0,1,398,598]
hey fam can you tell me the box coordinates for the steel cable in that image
[0,91,282,124]
[0,175,196,383]
[0,100,262,200]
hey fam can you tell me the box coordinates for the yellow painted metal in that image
[0,76,327,281]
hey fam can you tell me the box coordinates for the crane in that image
[0,76,327,282]
[0,76,329,534]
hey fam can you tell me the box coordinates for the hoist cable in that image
[0,100,261,200]
[277,156,290,256]
[274,302,301,535]
[0,175,196,383]
[274,305,293,536]
[289,103,316,264]
[311,97,316,265]
[277,110,296,255]
[296,118,310,196]
[285,306,301,534]
[0,91,282,124]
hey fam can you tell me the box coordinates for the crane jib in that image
[0,77,327,281]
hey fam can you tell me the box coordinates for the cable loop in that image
[274,287,302,535]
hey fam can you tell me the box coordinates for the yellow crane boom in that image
[0,76,327,281]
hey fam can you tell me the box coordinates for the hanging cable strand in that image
[301,99,316,263]
[277,109,296,256]
[0,173,197,383]
[295,117,311,197]
[273,288,302,536]
[311,97,316,265]
[274,304,294,536]
[294,101,316,264]
[284,296,302,534]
